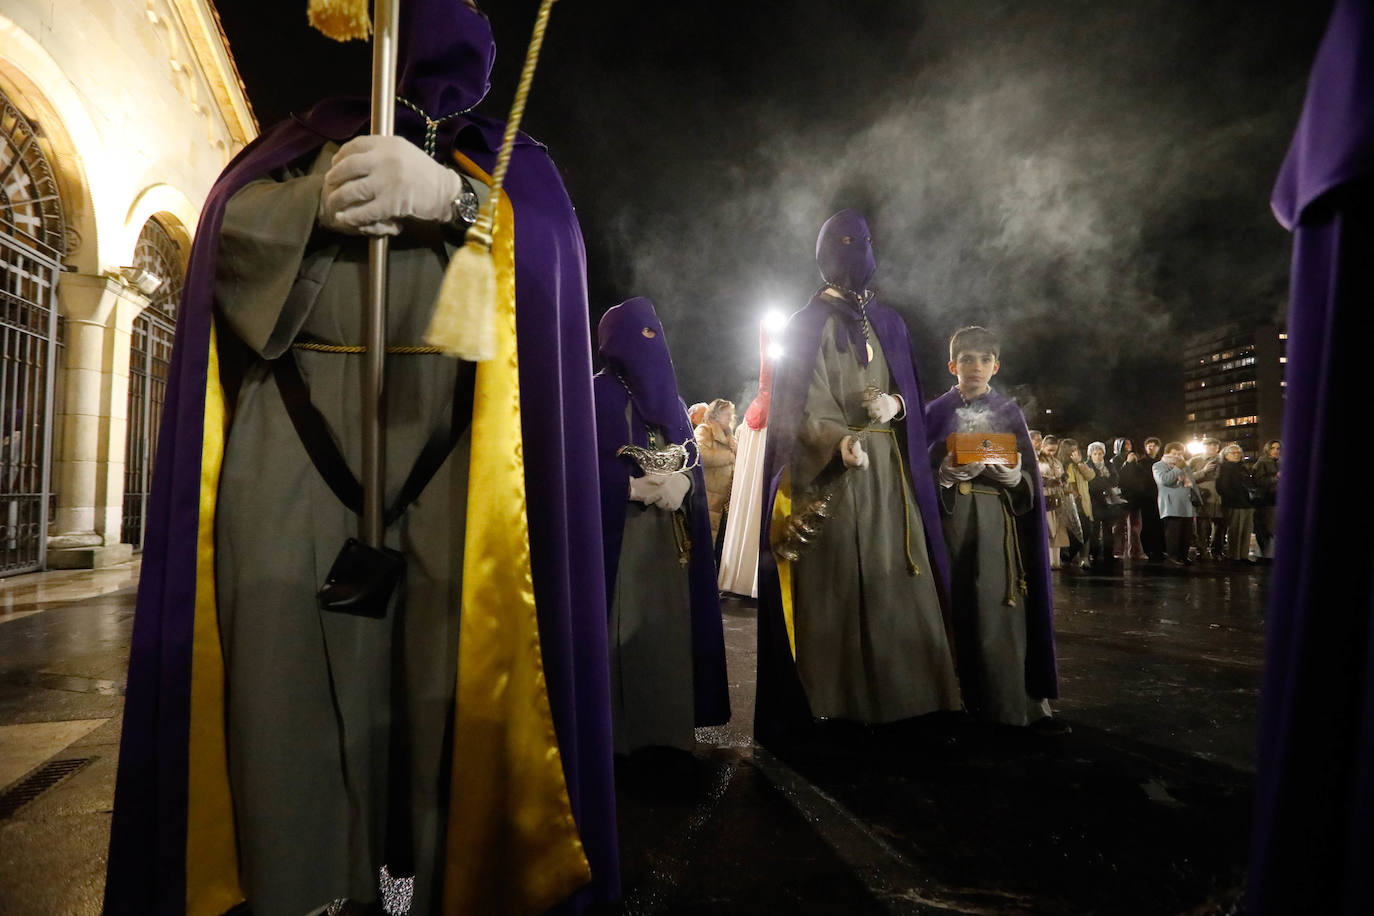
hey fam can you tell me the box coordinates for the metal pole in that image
[362,0,400,547]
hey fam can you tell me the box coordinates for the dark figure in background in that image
[1216,442,1258,566]
[1059,437,1094,570]
[104,4,620,913]
[926,327,1060,728]
[1188,437,1225,560]
[755,209,961,743]
[1154,441,1196,567]
[1085,441,1123,570]
[1109,438,1145,559]
[1252,3,1374,910]
[592,298,731,757]
[1121,436,1165,563]
[1252,439,1280,562]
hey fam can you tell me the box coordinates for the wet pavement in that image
[0,558,1267,914]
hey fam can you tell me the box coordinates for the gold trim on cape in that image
[185,323,246,913]
[442,151,590,914]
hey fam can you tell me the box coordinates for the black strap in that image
[271,352,475,527]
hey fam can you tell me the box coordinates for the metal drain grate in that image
[0,757,95,820]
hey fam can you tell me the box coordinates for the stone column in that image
[46,272,145,568]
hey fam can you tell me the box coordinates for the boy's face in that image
[1145,441,1160,457]
[949,349,1000,391]
[1205,442,1220,456]
[1166,447,1184,460]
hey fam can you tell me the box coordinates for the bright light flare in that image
[767,342,785,360]
[1186,439,1205,455]
[762,309,787,332]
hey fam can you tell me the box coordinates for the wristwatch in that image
[451,173,479,224]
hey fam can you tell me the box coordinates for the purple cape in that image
[753,294,951,738]
[591,376,731,728]
[104,109,619,914]
[1251,1,1374,912]
[924,386,1059,701]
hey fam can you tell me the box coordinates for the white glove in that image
[938,453,985,487]
[652,471,692,512]
[840,435,869,469]
[318,135,463,235]
[628,475,662,505]
[983,456,1023,487]
[864,391,904,424]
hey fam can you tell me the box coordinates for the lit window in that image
[1279,332,1288,340]
[1280,356,1287,363]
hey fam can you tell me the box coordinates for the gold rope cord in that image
[471,0,558,246]
[291,342,445,355]
[849,425,921,576]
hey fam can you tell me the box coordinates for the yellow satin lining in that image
[443,152,590,914]
[769,470,797,657]
[185,324,246,914]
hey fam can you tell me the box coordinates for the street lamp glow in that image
[762,309,787,332]
[767,342,784,360]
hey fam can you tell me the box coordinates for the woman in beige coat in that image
[695,399,737,541]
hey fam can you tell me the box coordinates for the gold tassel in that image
[426,222,498,360]
[307,0,371,42]
[424,0,558,362]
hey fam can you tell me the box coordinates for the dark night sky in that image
[215,0,1331,444]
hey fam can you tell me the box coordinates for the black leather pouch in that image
[317,537,406,618]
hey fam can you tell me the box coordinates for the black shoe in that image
[1030,716,1072,735]
[1164,558,1187,568]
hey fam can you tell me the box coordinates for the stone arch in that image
[122,183,197,274]
[0,15,100,275]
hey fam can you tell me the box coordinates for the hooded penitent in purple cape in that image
[754,210,961,741]
[104,4,617,914]
[924,385,1059,713]
[593,298,730,751]
[1251,1,1374,912]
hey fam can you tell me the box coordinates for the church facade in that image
[1,0,255,574]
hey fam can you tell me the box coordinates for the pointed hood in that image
[816,209,877,292]
[597,297,686,432]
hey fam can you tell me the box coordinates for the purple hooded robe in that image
[924,386,1059,702]
[754,210,954,740]
[104,4,618,912]
[1250,2,1374,912]
[592,298,731,729]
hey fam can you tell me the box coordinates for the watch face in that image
[456,178,480,223]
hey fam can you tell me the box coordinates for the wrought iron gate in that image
[121,219,182,549]
[1,92,64,576]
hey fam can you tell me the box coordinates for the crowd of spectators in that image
[1028,431,1280,572]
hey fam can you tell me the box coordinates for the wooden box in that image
[947,432,1019,466]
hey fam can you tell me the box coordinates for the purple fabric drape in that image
[924,386,1059,701]
[105,82,618,916]
[1251,2,1374,912]
[753,293,951,739]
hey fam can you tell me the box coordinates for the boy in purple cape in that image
[104,2,618,914]
[755,209,960,742]
[925,326,1061,730]
[592,298,730,758]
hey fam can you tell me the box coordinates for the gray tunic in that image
[607,410,696,754]
[213,145,487,916]
[942,477,1053,726]
[789,317,961,723]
